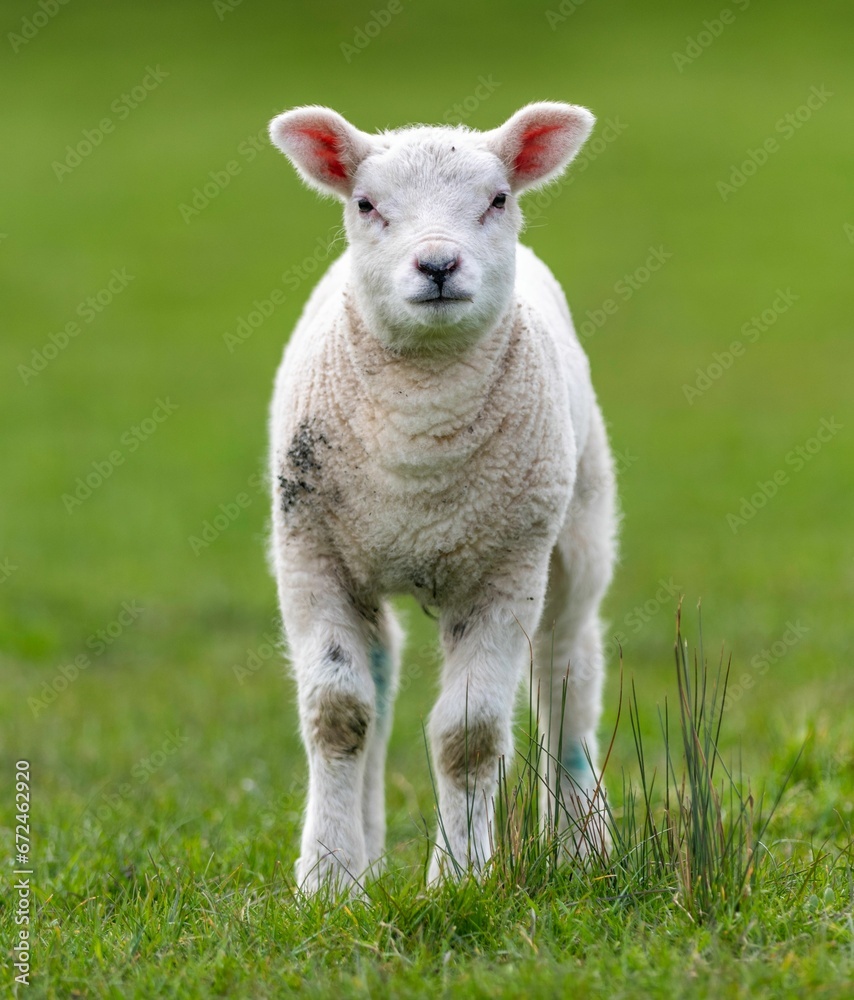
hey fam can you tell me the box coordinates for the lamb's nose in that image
[416,256,459,286]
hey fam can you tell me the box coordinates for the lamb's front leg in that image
[280,569,378,894]
[428,591,545,882]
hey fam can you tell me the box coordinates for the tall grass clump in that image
[472,602,793,922]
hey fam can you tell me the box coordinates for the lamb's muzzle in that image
[416,252,460,284]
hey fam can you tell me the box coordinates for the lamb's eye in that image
[357,198,374,213]
[491,193,507,209]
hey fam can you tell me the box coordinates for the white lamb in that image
[267,101,618,893]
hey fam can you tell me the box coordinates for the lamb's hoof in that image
[294,852,366,899]
[560,794,612,866]
[426,846,488,887]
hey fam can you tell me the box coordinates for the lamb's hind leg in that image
[534,407,618,860]
[361,602,404,869]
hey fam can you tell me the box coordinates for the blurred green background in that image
[2,0,852,869]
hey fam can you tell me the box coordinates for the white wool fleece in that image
[267,102,618,894]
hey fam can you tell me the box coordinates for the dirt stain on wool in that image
[311,692,371,760]
[278,420,330,515]
[439,717,502,788]
[287,421,326,474]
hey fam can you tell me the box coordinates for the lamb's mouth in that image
[407,294,473,305]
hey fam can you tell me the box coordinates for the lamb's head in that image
[269,102,594,353]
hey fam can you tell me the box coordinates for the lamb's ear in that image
[269,106,375,199]
[485,102,595,193]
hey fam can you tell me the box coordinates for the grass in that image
[2,0,853,995]
[5,609,853,997]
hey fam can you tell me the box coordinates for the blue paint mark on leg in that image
[561,740,594,781]
[369,644,390,721]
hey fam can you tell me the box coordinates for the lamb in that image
[267,101,618,893]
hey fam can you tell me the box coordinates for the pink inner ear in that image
[514,123,563,177]
[300,127,347,181]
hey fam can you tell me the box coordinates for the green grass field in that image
[2,0,853,995]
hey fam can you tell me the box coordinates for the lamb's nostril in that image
[416,257,460,285]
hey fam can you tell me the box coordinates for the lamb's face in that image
[270,103,595,353]
[345,134,520,350]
